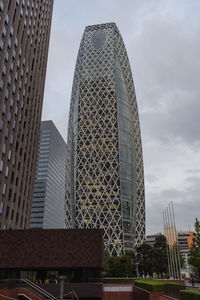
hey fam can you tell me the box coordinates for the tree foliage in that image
[189,218,200,281]
[104,250,136,277]
[136,234,168,277]
[151,234,168,276]
[104,234,169,278]
[136,243,153,276]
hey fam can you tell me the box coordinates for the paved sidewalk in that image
[185,283,200,289]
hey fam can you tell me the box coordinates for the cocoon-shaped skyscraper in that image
[66,23,145,255]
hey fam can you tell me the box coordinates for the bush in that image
[134,280,184,293]
[180,290,200,300]
[103,278,135,283]
[133,280,166,292]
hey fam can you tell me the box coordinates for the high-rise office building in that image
[30,120,66,229]
[0,0,53,229]
[66,23,145,255]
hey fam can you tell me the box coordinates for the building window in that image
[10,62,14,72]
[10,26,14,36]
[2,64,6,75]
[16,213,19,224]
[5,51,9,61]
[10,134,14,144]
[5,166,9,177]
[5,88,9,99]
[6,206,10,219]
[3,183,6,195]
[8,75,11,84]
[5,13,9,24]
[8,112,11,122]
[5,127,8,138]
[0,202,4,214]
[0,119,3,130]
[0,78,3,89]
[0,160,3,172]
[3,103,6,114]
[8,188,12,201]
[8,150,11,160]
[3,143,6,154]
[2,26,6,37]
[8,38,11,48]
[0,39,3,50]
[0,1,4,12]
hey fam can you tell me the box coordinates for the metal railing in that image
[22,279,56,299]
[0,279,79,300]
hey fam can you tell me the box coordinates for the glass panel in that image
[120,162,134,180]
[122,201,134,219]
[119,130,133,148]
[121,181,134,200]
[119,146,134,164]
[117,102,131,119]
[118,117,132,133]
[123,221,134,234]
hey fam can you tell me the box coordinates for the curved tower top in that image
[66,23,145,255]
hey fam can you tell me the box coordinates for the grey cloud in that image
[127,10,200,146]
[145,174,159,183]
[186,169,200,174]
[146,176,200,234]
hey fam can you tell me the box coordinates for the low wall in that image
[133,285,164,300]
[103,291,133,300]
[0,287,44,300]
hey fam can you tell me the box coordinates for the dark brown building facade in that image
[0,0,54,229]
[0,229,104,271]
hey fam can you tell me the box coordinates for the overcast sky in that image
[42,0,200,235]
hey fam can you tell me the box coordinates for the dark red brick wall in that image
[103,292,133,300]
[0,287,44,300]
[0,229,104,269]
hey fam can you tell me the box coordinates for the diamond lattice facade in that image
[66,23,145,255]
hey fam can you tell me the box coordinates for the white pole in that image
[163,210,171,278]
[171,201,182,279]
[166,206,176,278]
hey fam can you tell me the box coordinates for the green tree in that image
[136,243,153,277]
[189,218,200,282]
[104,250,136,277]
[152,234,168,277]
[125,250,136,261]
[104,250,112,275]
[119,255,133,277]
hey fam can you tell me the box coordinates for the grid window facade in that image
[0,0,54,229]
[30,121,66,229]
